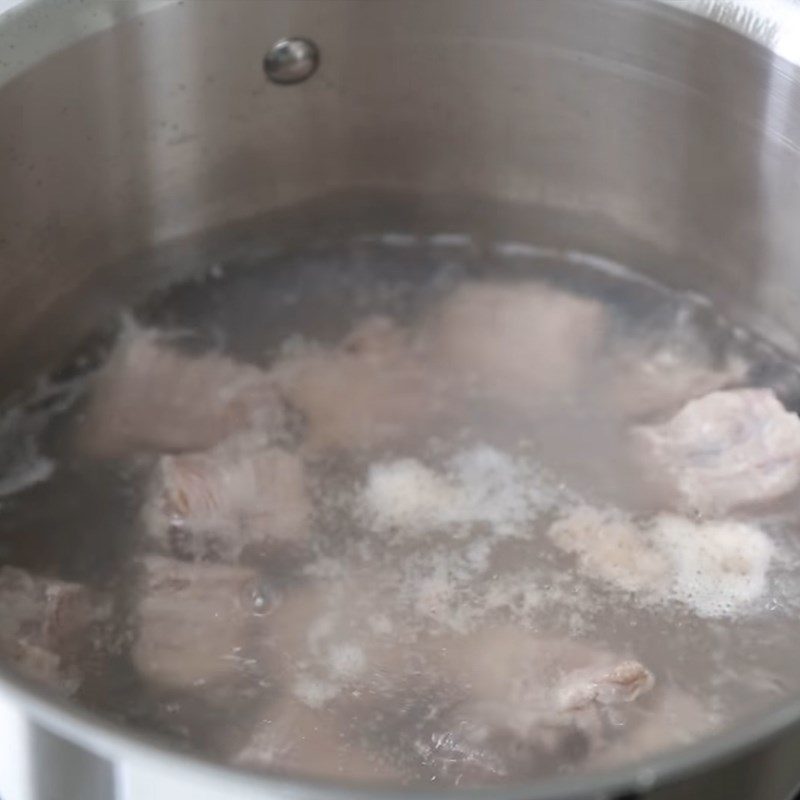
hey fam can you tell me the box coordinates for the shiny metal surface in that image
[4,0,800,798]
[263,37,320,85]
[3,0,800,390]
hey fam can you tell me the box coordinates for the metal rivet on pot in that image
[263,37,319,85]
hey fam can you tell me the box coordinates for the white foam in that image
[292,674,342,708]
[359,445,560,541]
[361,458,462,536]
[450,445,554,537]
[548,505,669,594]
[327,643,367,679]
[482,572,544,618]
[465,539,492,573]
[367,613,394,636]
[548,505,776,618]
[652,515,775,618]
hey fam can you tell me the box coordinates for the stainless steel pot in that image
[3,1,800,798]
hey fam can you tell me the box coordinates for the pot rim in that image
[3,658,800,799]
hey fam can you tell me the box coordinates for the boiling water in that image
[2,235,800,788]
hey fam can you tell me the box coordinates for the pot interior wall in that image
[3,0,800,397]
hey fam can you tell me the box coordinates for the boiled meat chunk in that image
[274,316,444,451]
[556,660,655,711]
[594,686,717,767]
[602,302,749,421]
[236,697,401,783]
[80,326,284,457]
[426,281,604,404]
[132,556,257,688]
[144,441,310,562]
[423,627,654,777]
[0,567,96,693]
[548,505,669,594]
[607,341,747,421]
[434,627,653,721]
[636,388,800,514]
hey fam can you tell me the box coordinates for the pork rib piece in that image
[274,315,445,451]
[80,326,285,457]
[636,388,800,514]
[601,302,749,422]
[593,686,717,767]
[144,441,310,562]
[426,281,604,405]
[556,659,655,711]
[606,341,747,421]
[422,627,654,779]
[132,556,257,688]
[0,566,95,693]
[436,627,653,720]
